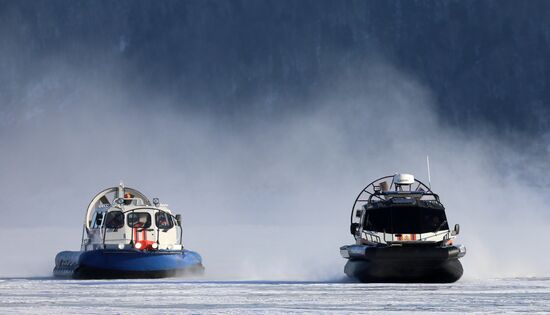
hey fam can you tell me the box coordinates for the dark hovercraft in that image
[340,174,466,283]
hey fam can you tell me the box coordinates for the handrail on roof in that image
[349,174,438,226]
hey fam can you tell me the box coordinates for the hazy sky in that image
[1,2,549,279]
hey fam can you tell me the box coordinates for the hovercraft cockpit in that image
[82,185,183,252]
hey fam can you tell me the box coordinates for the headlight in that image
[152,243,158,249]
[135,242,142,249]
[118,243,125,250]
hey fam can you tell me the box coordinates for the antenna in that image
[118,180,125,199]
[426,155,432,190]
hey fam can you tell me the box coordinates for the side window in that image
[420,208,449,233]
[155,212,174,230]
[105,211,124,229]
[93,212,105,228]
[127,212,152,229]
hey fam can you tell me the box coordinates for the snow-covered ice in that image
[0,277,548,314]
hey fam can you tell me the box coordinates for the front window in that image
[364,206,448,234]
[155,212,174,230]
[127,212,152,228]
[105,211,124,229]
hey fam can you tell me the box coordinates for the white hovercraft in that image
[54,183,204,279]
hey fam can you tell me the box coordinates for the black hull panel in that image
[345,258,463,283]
[342,245,465,283]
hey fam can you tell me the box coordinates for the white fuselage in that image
[82,201,183,251]
[357,229,454,245]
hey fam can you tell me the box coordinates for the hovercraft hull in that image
[341,245,465,283]
[54,249,204,279]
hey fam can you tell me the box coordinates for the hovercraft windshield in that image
[363,206,449,234]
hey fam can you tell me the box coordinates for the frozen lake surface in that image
[1,277,549,314]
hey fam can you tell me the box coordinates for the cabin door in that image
[103,211,127,245]
[155,212,178,249]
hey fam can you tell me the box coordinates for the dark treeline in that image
[1,0,549,136]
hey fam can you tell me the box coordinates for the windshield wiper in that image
[435,220,448,232]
